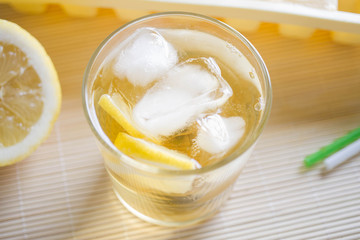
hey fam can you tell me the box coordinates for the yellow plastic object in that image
[2,0,360,44]
[61,4,97,17]
[332,0,360,44]
[278,24,315,39]
[114,8,150,21]
[10,3,47,14]
[338,0,358,13]
[223,18,260,32]
[332,31,360,44]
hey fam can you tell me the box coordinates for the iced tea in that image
[83,12,271,226]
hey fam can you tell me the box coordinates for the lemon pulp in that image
[0,42,43,147]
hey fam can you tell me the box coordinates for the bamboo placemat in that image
[1,4,360,240]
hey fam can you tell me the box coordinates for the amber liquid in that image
[92,32,262,167]
[91,28,263,225]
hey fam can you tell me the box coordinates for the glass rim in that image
[82,11,272,176]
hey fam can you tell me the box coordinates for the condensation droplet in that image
[249,71,255,79]
[254,97,264,111]
[226,42,242,57]
[193,176,205,188]
[254,103,262,111]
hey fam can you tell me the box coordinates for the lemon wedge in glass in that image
[98,93,146,139]
[114,132,199,170]
[0,20,61,166]
[99,93,199,170]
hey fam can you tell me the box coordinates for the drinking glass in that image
[83,12,272,226]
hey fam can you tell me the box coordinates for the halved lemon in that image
[114,132,199,170]
[0,20,61,166]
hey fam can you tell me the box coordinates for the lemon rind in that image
[114,132,197,170]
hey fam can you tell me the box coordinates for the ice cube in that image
[163,57,232,99]
[132,57,233,137]
[112,27,178,86]
[196,115,245,155]
[133,89,198,137]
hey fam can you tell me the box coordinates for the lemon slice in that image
[114,132,199,170]
[98,93,148,139]
[0,20,61,166]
